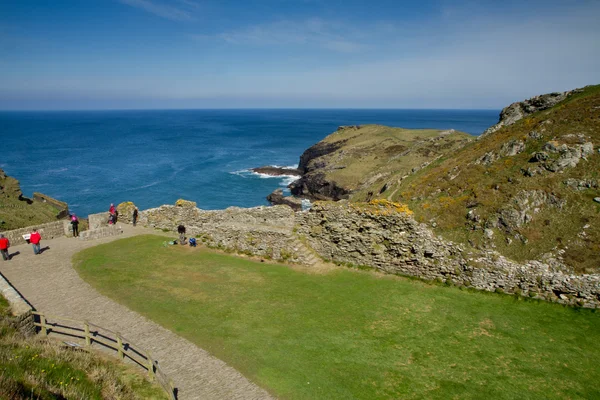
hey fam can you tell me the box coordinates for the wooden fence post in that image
[117,333,124,359]
[40,313,47,335]
[169,379,176,400]
[146,351,155,381]
[84,321,91,347]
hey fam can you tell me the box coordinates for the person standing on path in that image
[71,214,80,237]
[132,207,138,227]
[0,234,10,261]
[30,229,42,255]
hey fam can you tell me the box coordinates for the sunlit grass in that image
[0,293,166,399]
[74,235,600,399]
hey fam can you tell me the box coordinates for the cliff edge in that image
[289,125,473,201]
[0,169,69,230]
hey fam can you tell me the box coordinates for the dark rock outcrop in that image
[266,189,302,211]
[289,173,350,201]
[298,139,348,173]
[287,136,351,201]
[481,89,581,137]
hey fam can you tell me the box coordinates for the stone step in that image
[291,239,321,266]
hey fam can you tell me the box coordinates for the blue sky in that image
[0,0,599,109]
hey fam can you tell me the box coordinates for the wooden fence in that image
[31,311,177,400]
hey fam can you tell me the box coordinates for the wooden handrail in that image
[31,311,177,399]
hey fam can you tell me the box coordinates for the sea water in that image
[0,109,498,217]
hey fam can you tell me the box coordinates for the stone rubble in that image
[132,199,599,309]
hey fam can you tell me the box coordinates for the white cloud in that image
[184,4,600,108]
[119,0,194,21]
[194,18,365,53]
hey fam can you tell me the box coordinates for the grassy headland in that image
[74,235,600,400]
[293,85,600,274]
[292,125,473,200]
[0,169,65,230]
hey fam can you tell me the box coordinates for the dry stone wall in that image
[133,199,599,308]
[295,201,600,308]
[0,269,35,336]
[140,203,312,264]
[79,224,123,241]
[89,212,110,230]
[1,220,69,246]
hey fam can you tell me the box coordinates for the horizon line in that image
[0,107,501,112]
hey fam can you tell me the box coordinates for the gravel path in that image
[0,225,275,400]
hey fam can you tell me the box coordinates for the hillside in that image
[0,295,166,399]
[0,169,68,230]
[287,85,600,274]
[382,85,600,274]
[290,125,474,200]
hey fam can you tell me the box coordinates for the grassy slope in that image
[385,85,600,273]
[74,235,600,400]
[307,125,473,197]
[0,295,166,399]
[0,171,63,230]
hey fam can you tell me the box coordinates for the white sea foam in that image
[229,168,300,188]
[279,176,299,186]
[137,181,162,189]
[261,164,299,169]
[123,181,163,191]
[229,169,252,178]
[47,167,69,173]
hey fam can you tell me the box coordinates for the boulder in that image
[175,199,197,208]
[499,140,525,157]
[116,201,138,223]
[266,189,302,211]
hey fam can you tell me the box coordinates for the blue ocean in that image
[0,109,498,217]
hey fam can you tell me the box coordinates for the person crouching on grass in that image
[30,229,42,255]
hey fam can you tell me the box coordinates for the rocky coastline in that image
[3,85,599,309]
[251,166,302,177]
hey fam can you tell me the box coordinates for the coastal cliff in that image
[288,125,473,201]
[272,85,600,276]
[0,169,69,230]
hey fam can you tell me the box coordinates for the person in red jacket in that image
[30,228,42,255]
[0,234,9,261]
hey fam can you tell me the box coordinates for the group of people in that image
[0,228,43,261]
[0,203,198,261]
[107,204,139,226]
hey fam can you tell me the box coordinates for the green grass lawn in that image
[73,235,600,400]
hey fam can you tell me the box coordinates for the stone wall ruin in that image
[129,199,599,308]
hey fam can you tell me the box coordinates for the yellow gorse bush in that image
[350,199,413,216]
